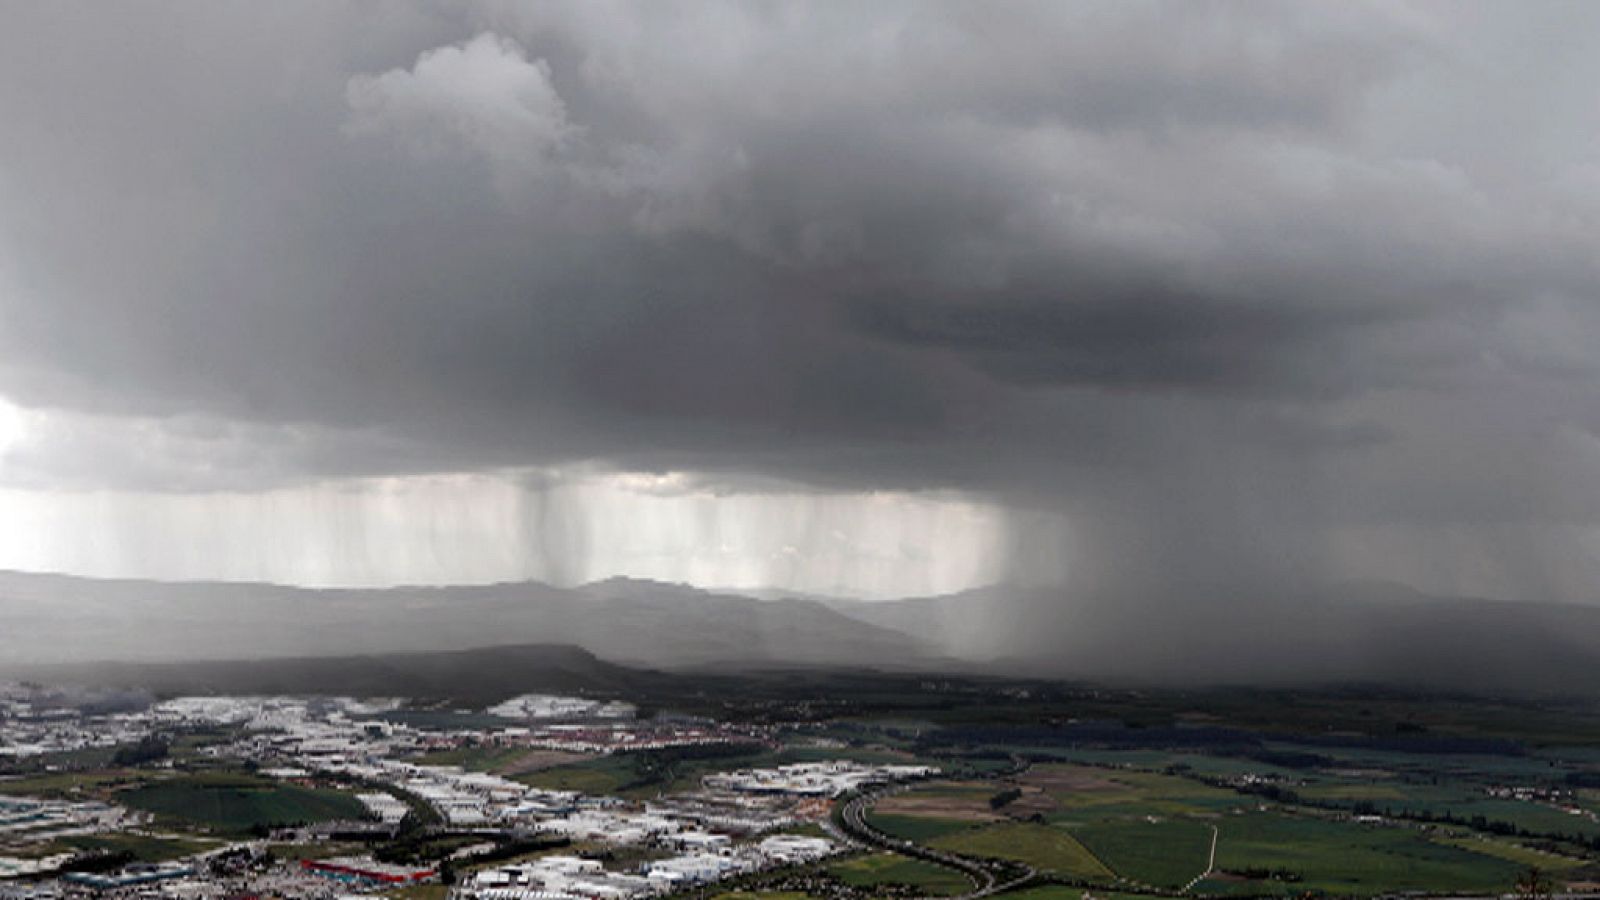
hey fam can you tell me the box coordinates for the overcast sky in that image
[2,2,1600,600]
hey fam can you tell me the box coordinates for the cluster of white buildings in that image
[504,791,803,846]
[0,685,904,900]
[487,695,636,722]
[0,794,178,891]
[353,792,408,825]
[0,853,76,880]
[315,759,578,828]
[0,685,149,760]
[464,834,837,900]
[477,722,752,756]
[0,691,404,765]
[151,695,396,730]
[0,720,147,761]
[644,792,813,835]
[1484,784,1596,821]
[191,698,427,780]
[140,696,578,829]
[0,796,127,842]
[472,855,651,900]
[703,761,938,797]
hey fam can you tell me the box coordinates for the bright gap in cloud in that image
[0,469,1033,599]
[0,396,27,458]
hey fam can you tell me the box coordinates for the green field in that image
[1203,810,1526,896]
[57,832,216,862]
[868,811,975,842]
[1070,818,1215,889]
[999,887,1162,900]
[119,773,366,833]
[266,841,370,862]
[836,744,1600,898]
[0,769,137,797]
[929,821,1112,879]
[864,764,1235,888]
[828,853,972,896]
[407,745,531,772]
[515,755,640,794]
[517,748,763,797]
[1294,778,1600,841]
[1033,765,1244,821]
[1437,834,1589,870]
[1295,782,1409,802]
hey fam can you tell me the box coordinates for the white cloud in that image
[345,32,574,190]
[0,395,27,459]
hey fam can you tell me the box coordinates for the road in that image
[835,788,1036,900]
[1180,824,1219,893]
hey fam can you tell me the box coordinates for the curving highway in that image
[834,788,1036,900]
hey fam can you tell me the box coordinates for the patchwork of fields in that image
[11,688,1600,900]
[855,759,1596,897]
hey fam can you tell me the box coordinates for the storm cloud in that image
[2,2,1600,604]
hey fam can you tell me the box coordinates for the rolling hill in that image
[0,570,926,671]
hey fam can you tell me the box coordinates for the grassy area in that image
[771,745,922,765]
[861,747,1600,897]
[868,811,976,842]
[1043,767,1241,819]
[1295,782,1409,802]
[1070,818,1214,889]
[56,833,215,862]
[1008,763,1248,829]
[406,745,531,772]
[999,887,1163,900]
[1434,834,1588,870]
[929,821,1112,879]
[871,746,1600,897]
[0,745,122,778]
[828,852,972,896]
[266,841,370,862]
[1204,810,1526,896]
[640,751,777,797]
[515,755,639,794]
[871,779,1023,828]
[0,769,137,797]
[119,773,366,834]
[1292,778,1600,841]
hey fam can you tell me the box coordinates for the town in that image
[8,676,1600,900]
[0,683,936,900]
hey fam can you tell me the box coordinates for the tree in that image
[112,735,169,766]
[1515,865,1552,900]
[989,787,1023,810]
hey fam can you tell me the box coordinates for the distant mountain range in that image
[7,569,1600,694]
[0,571,926,671]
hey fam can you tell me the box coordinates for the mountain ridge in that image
[8,569,1600,694]
[0,569,926,672]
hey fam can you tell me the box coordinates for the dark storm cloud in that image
[3,1,1600,603]
[849,286,1413,395]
